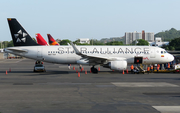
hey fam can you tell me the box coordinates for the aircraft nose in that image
[169,54,174,62]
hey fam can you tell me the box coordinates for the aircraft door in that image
[134,57,143,64]
[150,48,156,58]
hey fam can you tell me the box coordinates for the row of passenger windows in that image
[48,51,149,54]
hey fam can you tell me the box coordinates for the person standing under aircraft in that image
[130,65,134,74]
[150,65,153,73]
[147,66,150,74]
[157,66,159,72]
[168,63,170,70]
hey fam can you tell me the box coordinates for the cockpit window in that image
[161,51,167,54]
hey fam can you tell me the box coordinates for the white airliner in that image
[4,18,174,73]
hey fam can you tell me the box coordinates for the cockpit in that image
[161,51,167,54]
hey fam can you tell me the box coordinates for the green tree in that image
[136,39,149,45]
[32,37,37,43]
[73,39,80,44]
[155,28,180,41]
[106,41,123,45]
[167,37,180,50]
[90,39,104,45]
[7,40,14,47]
[165,46,169,50]
[60,39,71,45]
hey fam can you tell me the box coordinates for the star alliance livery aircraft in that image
[4,18,174,73]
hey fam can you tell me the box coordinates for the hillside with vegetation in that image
[155,28,180,41]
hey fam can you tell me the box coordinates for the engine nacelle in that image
[109,61,127,70]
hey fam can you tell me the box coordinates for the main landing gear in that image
[91,66,98,74]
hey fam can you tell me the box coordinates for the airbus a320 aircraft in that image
[4,18,174,73]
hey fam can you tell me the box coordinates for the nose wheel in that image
[91,66,98,74]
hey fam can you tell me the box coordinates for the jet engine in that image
[103,61,127,71]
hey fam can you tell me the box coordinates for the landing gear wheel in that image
[91,67,98,74]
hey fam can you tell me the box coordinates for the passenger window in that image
[161,51,163,54]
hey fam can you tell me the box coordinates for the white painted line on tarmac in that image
[15,59,23,63]
[0,60,5,63]
[111,82,179,87]
[152,106,180,113]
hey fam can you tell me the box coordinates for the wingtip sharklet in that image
[70,42,81,55]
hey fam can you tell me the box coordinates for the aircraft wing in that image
[6,48,27,53]
[70,42,126,64]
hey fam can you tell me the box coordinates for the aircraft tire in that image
[91,67,98,74]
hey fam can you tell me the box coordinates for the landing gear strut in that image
[91,66,98,74]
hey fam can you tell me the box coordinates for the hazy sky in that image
[1,0,180,42]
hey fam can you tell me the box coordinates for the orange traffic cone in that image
[9,68,11,72]
[81,68,83,72]
[85,70,87,74]
[78,72,80,77]
[76,69,78,73]
[6,70,8,75]
[122,70,124,74]
[73,66,75,70]
[90,69,92,73]
[98,67,100,71]
[126,69,128,74]
[82,67,84,71]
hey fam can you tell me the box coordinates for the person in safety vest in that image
[130,65,134,74]
[150,65,153,73]
[168,63,170,70]
[147,67,150,74]
[157,66,159,72]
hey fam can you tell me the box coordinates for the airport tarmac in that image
[0,59,180,113]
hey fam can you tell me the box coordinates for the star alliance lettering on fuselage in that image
[48,47,150,55]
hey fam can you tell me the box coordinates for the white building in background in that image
[125,31,154,44]
[125,32,133,45]
[79,38,90,44]
[149,37,169,47]
[125,31,142,44]
[132,31,142,41]
[145,32,154,42]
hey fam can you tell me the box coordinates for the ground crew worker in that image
[150,65,153,73]
[168,63,170,70]
[157,66,159,72]
[147,67,150,74]
[68,64,71,69]
[157,64,160,68]
[130,65,134,74]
